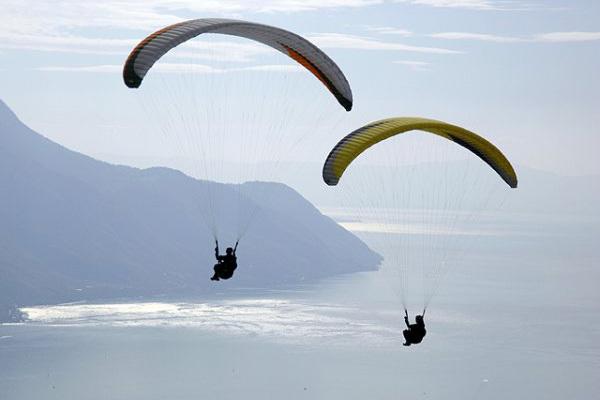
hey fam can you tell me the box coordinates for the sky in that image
[1,0,599,176]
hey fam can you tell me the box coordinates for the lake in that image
[1,210,599,399]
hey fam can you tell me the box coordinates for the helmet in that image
[226,247,233,254]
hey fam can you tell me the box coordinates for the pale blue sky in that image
[1,0,599,175]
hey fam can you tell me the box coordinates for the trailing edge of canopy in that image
[322,117,518,188]
[123,18,353,111]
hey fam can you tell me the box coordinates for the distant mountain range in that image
[96,150,600,218]
[0,99,381,322]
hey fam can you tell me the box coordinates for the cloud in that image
[309,33,461,54]
[393,60,431,71]
[238,64,303,72]
[532,31,600,43]
[0,0,382,60]
[0,1,381,36]
[412,0,499,9]
[430,32,524,42]
[365,26,414,37]
[0,1,181,35]
[251,0,383,13]
[431,31,600,43]
[0,30,272,62]
[37,65,124,73]
[3,29,461,63]
[35,63,303,74]
[395,0,517,10]
[0,32,137,55]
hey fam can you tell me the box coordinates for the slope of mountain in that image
[0,99,381,321]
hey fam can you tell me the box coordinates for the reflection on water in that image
[19,298,401,346]
[339,221,498,236]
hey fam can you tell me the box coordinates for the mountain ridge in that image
[0,99,381,322]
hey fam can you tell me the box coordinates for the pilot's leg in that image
[211,264,221,281]
[402,329,411,346]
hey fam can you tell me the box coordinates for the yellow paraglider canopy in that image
[322,117,517,188]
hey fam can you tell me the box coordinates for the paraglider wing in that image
[123,18,353,111]
[322,117,518,188]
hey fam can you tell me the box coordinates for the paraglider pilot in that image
[211,240,238,281]
[403,310,426,346]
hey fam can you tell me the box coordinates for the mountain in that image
[104,157,600,218]
[0,99,381,321]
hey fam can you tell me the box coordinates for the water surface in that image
[1,211,598,399]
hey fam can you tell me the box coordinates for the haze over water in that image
[1,209,598,400]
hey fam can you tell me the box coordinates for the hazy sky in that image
[1,0,599,175]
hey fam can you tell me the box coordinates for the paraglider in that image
[403,310,426,346]
[322,117,518,333]
[323,117,517,188]
[123,18,353,111]
[123,18,354,281]
[211,240,238,281]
